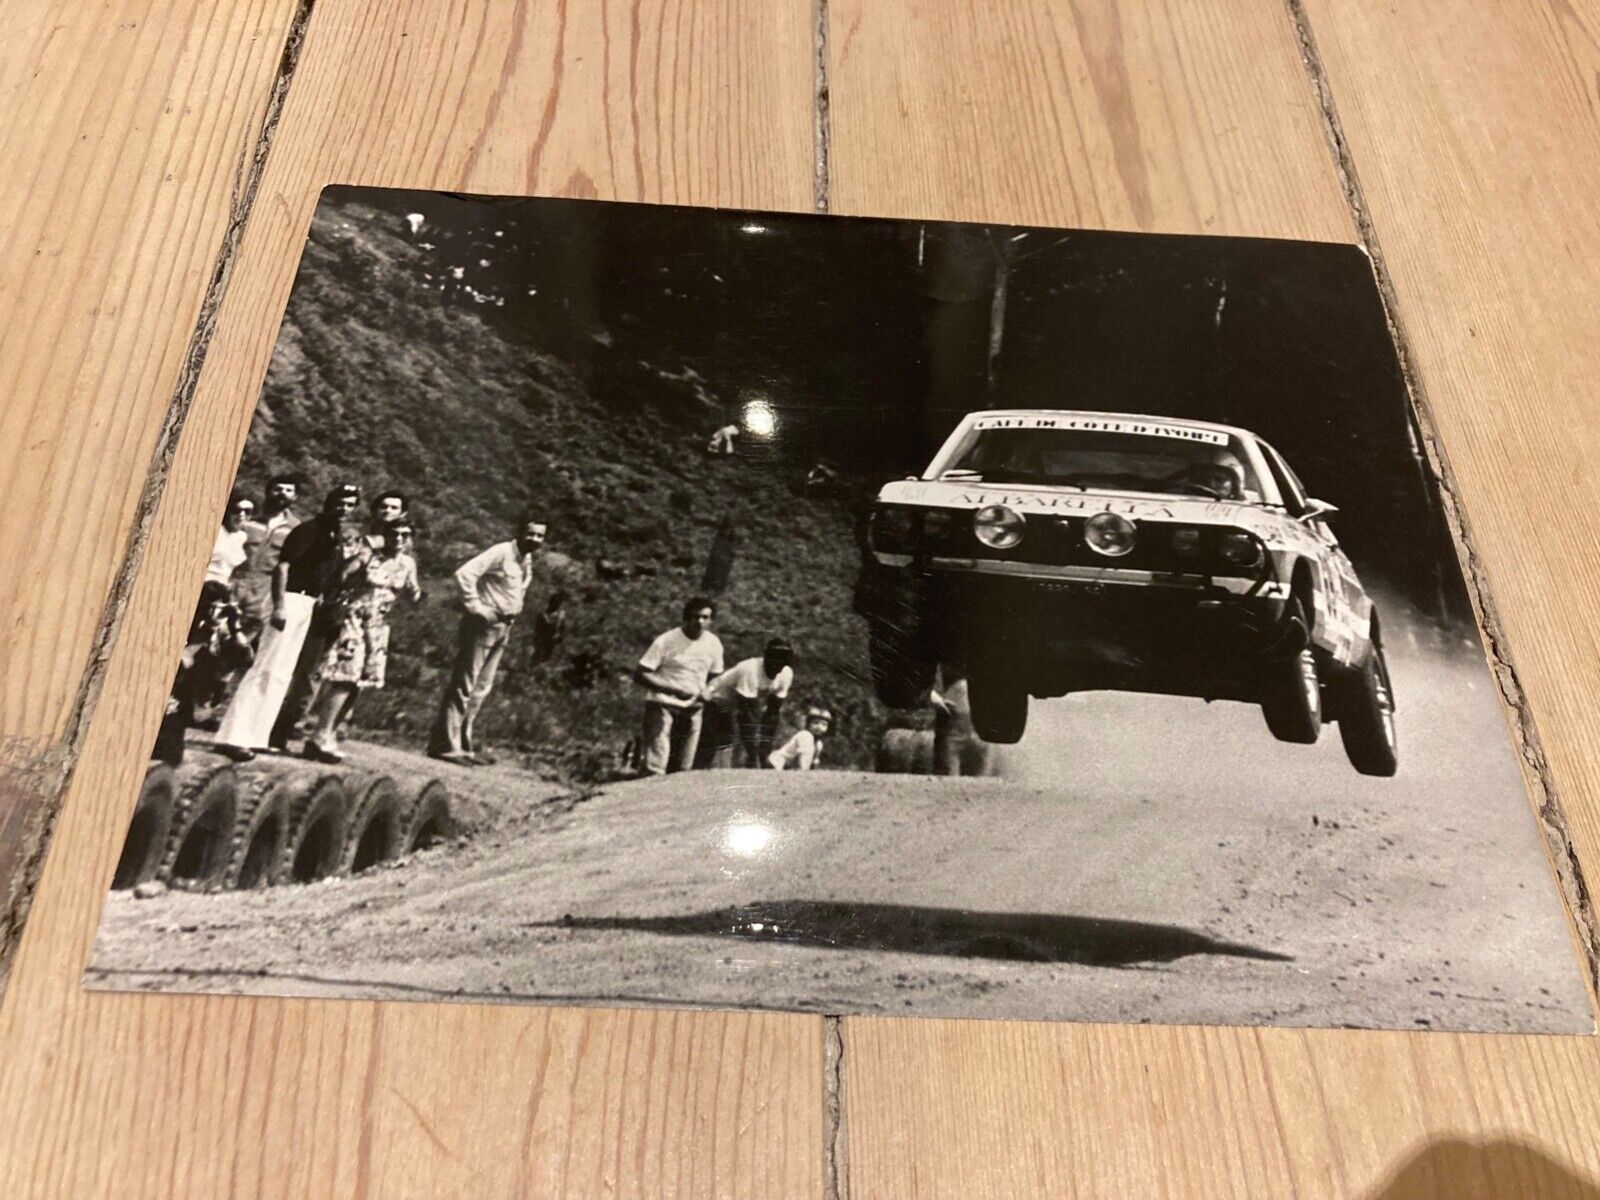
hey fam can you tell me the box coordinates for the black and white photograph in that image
[87,185,1590,1034]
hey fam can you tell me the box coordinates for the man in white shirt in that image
[694,636,794,768]
[634,597,724,775]
[428,512,547,765]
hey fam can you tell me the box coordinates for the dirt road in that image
[87,646,1591,1033]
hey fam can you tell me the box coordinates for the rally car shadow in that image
[545,900,1290,968]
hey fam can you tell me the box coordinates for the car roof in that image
[960,408,1261,444]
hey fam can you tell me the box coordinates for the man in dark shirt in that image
[216,483,362,760]
[268,483,365,751]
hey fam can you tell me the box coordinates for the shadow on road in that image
[543,900,1290,968]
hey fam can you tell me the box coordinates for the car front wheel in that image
[1339,638,1398,777]
[968,671,1028,744]
[1261,597,1322,744]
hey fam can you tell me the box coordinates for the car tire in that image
[968,671,1028,744]
[112,762,178,890]
[1261,596,1321,744]
[1339,628,1398,777]
[868,618,937,709]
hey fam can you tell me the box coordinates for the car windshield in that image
[940,427,1263,501]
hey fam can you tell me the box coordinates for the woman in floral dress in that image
[303,522,422,762]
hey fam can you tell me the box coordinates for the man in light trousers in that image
[634,597,724,775]
[428,513,546,766]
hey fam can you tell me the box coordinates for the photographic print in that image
[87,186,1591,1033]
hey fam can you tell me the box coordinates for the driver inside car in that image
[1184,457,1246,500]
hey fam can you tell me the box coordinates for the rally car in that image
[856,410,1398,776]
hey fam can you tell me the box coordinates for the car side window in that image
[1259,444,1306,516]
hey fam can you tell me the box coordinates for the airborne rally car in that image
[857,410,1398,776]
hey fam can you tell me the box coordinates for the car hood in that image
[878,477,1302,540]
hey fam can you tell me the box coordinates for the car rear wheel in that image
[968,671,1028,744]
[1339,632,1398,777]
[1261,597,1322,744]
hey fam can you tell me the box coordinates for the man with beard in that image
[230,474,301,637]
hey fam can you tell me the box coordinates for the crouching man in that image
[694,636,795,769]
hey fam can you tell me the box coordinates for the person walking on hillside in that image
[634,597,724,776]
[694,636,794,769]
[428,512,547,766]
[303,520,422,762]
[216,483,362,761]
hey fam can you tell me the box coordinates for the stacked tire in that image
[110,755,458,892]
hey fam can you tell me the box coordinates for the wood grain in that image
[827,0,1353,241]
[829,1,1600,1196]
[1303,0,1600,981]
[0,0,300,744]
[8,0,1600,1195]
[0,0,302,970]
[0,2,821,1197]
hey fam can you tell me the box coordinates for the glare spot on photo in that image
[740,221,768,235]
[721,818,774,857]
[741,396,777,438]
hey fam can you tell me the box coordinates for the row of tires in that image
[113,756,456,893]
[874,728,996,777]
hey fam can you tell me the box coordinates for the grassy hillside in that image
[236,199,883,780]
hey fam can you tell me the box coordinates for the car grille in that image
[921,511,1261,577]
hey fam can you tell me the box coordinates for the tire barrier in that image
[400,778,455,854]
[282,773,351,884]
[112,763,178,890]
[159,762,240,888]
[128,756,460,893]
[338,773,409,876]
[222,768,296,890]
[875,727,995,777]
[876,728,934,775]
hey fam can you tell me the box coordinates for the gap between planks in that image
[1285,0,1600,1001]
[11,6,1591,1199]
[0,0,322,988]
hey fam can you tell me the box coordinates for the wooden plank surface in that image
[827,0,1353,241]
[1303,0,1600,973]
[0,0,302,973]
[830,2,1600,1196]
[0,3,821,1197]
[6,0,1600,1196]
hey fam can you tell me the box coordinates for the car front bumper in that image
[892,558,1293,701]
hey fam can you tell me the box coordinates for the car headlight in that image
[973,504,1025,549]
[869,505,918,553]
[1218,531,1264,569]
[1084,511,1137,557]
